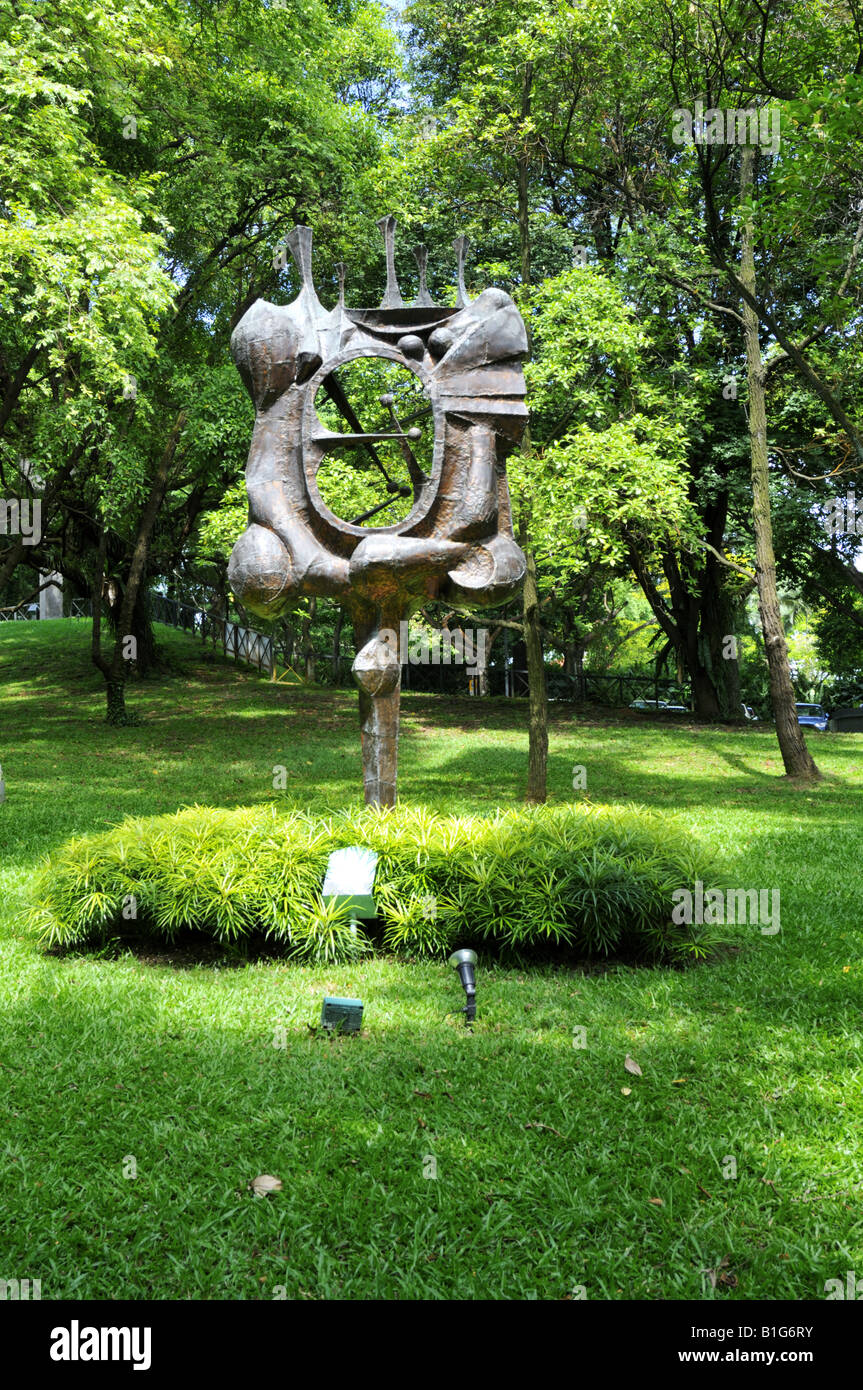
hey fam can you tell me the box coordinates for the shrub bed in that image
[24,802,726,964]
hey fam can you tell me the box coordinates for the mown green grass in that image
[1,618,862,1299]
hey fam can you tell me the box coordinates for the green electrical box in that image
[320,997,364,1033]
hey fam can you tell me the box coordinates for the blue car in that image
[796,702,829,732]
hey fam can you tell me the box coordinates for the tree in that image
[1,0,399,722]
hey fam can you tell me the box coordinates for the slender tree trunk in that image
[515,62,546,797]
[739,147,820,780]
[302,596,316,682]
[517,62,533,293]
[628,544,721,716]
[92,412,186,723]
[475,629,491,697]
[0,344,40,439]
[331,604,344,684]
[130,588,158,675]
[702,564,744,718]
[106,582,157,675]
[522,544,548,802]
[574,645,587,702]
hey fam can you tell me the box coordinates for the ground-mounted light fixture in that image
[448,948,478,1024]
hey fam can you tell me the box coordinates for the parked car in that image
[828,706,863,732]
[629,698,667,711]
[795,702,829,732]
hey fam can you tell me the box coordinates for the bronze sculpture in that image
[228,219,528,805]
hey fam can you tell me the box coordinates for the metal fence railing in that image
[0,603,40,621]
[149,595,275,675]
[63,595,275,676]
[13,592,694,705]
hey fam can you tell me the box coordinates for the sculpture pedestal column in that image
[352,625,403,807]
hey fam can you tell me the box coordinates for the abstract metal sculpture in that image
[228,219,529,805]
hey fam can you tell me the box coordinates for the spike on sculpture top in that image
[228,217,529,805]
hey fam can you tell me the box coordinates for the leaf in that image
[624,1055,643,1076]
[250,1174,282,1196]
[621,1086,632,1096]
[648,1197,663,1205]
[671,1077,687,1084]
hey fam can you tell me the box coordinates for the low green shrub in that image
[23,802,727,964]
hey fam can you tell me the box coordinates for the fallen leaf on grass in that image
[648,1197,664,1206]
[621,1087,632,1096]
[525,1121,565,1137]
[624,1056,643,1076]
[250,1175,283,1196]
[671,1078,687,1085]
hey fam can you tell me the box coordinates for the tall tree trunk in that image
[701,562,744,718]
[629,544,723,716]
[739,147,820,780]
[522,544,548,803]
[130,588,158,675]
[517,62,533,293]
[107,582,157,676]
[91,412,186,724]
[476,625,496,697]
[331,603,344,685]
[516,62,546,797]
[574,644,587,701]
[302,596,316,682]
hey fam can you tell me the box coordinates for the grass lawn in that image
[1,617,862,1300]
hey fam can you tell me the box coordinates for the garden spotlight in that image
[448,948,477,1024]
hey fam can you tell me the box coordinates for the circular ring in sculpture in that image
[302,346,444,543]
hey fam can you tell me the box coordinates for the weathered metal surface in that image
[228,219,529,805]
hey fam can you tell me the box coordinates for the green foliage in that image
[289,896,374,965]
[0,0,176,402]
[313,356,433,527]
[25,801,724,965]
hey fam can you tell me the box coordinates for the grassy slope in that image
[1,618,861,1300]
